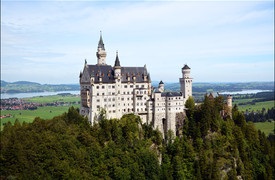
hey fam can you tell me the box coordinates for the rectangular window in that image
[124,85,127,88]
[130,85,133,88]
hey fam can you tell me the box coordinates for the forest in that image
[1,96,274,179]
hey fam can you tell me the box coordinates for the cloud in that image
[1,0,274,83]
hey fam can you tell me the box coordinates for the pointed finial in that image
[85,59,87,64]
[98,31,105,50]
[114,50,120,67]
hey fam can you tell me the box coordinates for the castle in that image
[79,33,193,135]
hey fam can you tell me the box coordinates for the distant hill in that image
[0,81,8,87]
[1,80,40,87]
[1,80,274,94]
[10,81,41,85]
[1,80,79,93]
[153,81,274,93]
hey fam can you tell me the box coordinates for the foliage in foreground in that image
[0,107,162,179]
[1,98,274,179]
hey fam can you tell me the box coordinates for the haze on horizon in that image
[1,0,274,84]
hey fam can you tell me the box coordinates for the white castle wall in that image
[80,36,193,136]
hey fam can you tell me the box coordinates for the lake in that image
[219,90,272,95]
[1,91,80,99]
[1,89,272,99]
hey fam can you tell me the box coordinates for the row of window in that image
[97,108,148,113]
[156,102,182,106]
[95,96,147,102]
[96,90,147,96]
[156,107,182,111]
[96,102,146,107]
[137,97,147,100]
[156,97,182,101]
[96,84,146,89]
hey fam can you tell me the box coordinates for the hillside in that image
[0,80,79,93]
[1,80,274,94]
[1,97,274,179]
[158,81,274,92]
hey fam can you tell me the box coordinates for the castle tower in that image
[227,95,233,117]
[96,31,107,65]
[158,80,164,92]
[114,51,121,78]
[180,64,193,103]
[114,51,122,118]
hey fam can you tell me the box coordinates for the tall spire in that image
[98,31,105,50]
[96,31,107,65]
[114,51,120,67]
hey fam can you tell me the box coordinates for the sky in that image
[1,0,274,84]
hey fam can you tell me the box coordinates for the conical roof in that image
[114,51,120,66]
[182,64,190,70]
[98,31,105,50]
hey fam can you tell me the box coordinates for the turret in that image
[182,64,191,78]
[114,51,121,79]
[179,64,192,101]
[96,31,107,65]
[227,95,232,107]
[226,95,233,118]
[158,80,164,92]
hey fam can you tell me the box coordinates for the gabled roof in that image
[161,92,182,97]
[121,67,149,83]
[182,64,190,70]
[85,65,150,83]
[88,65,114,83]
